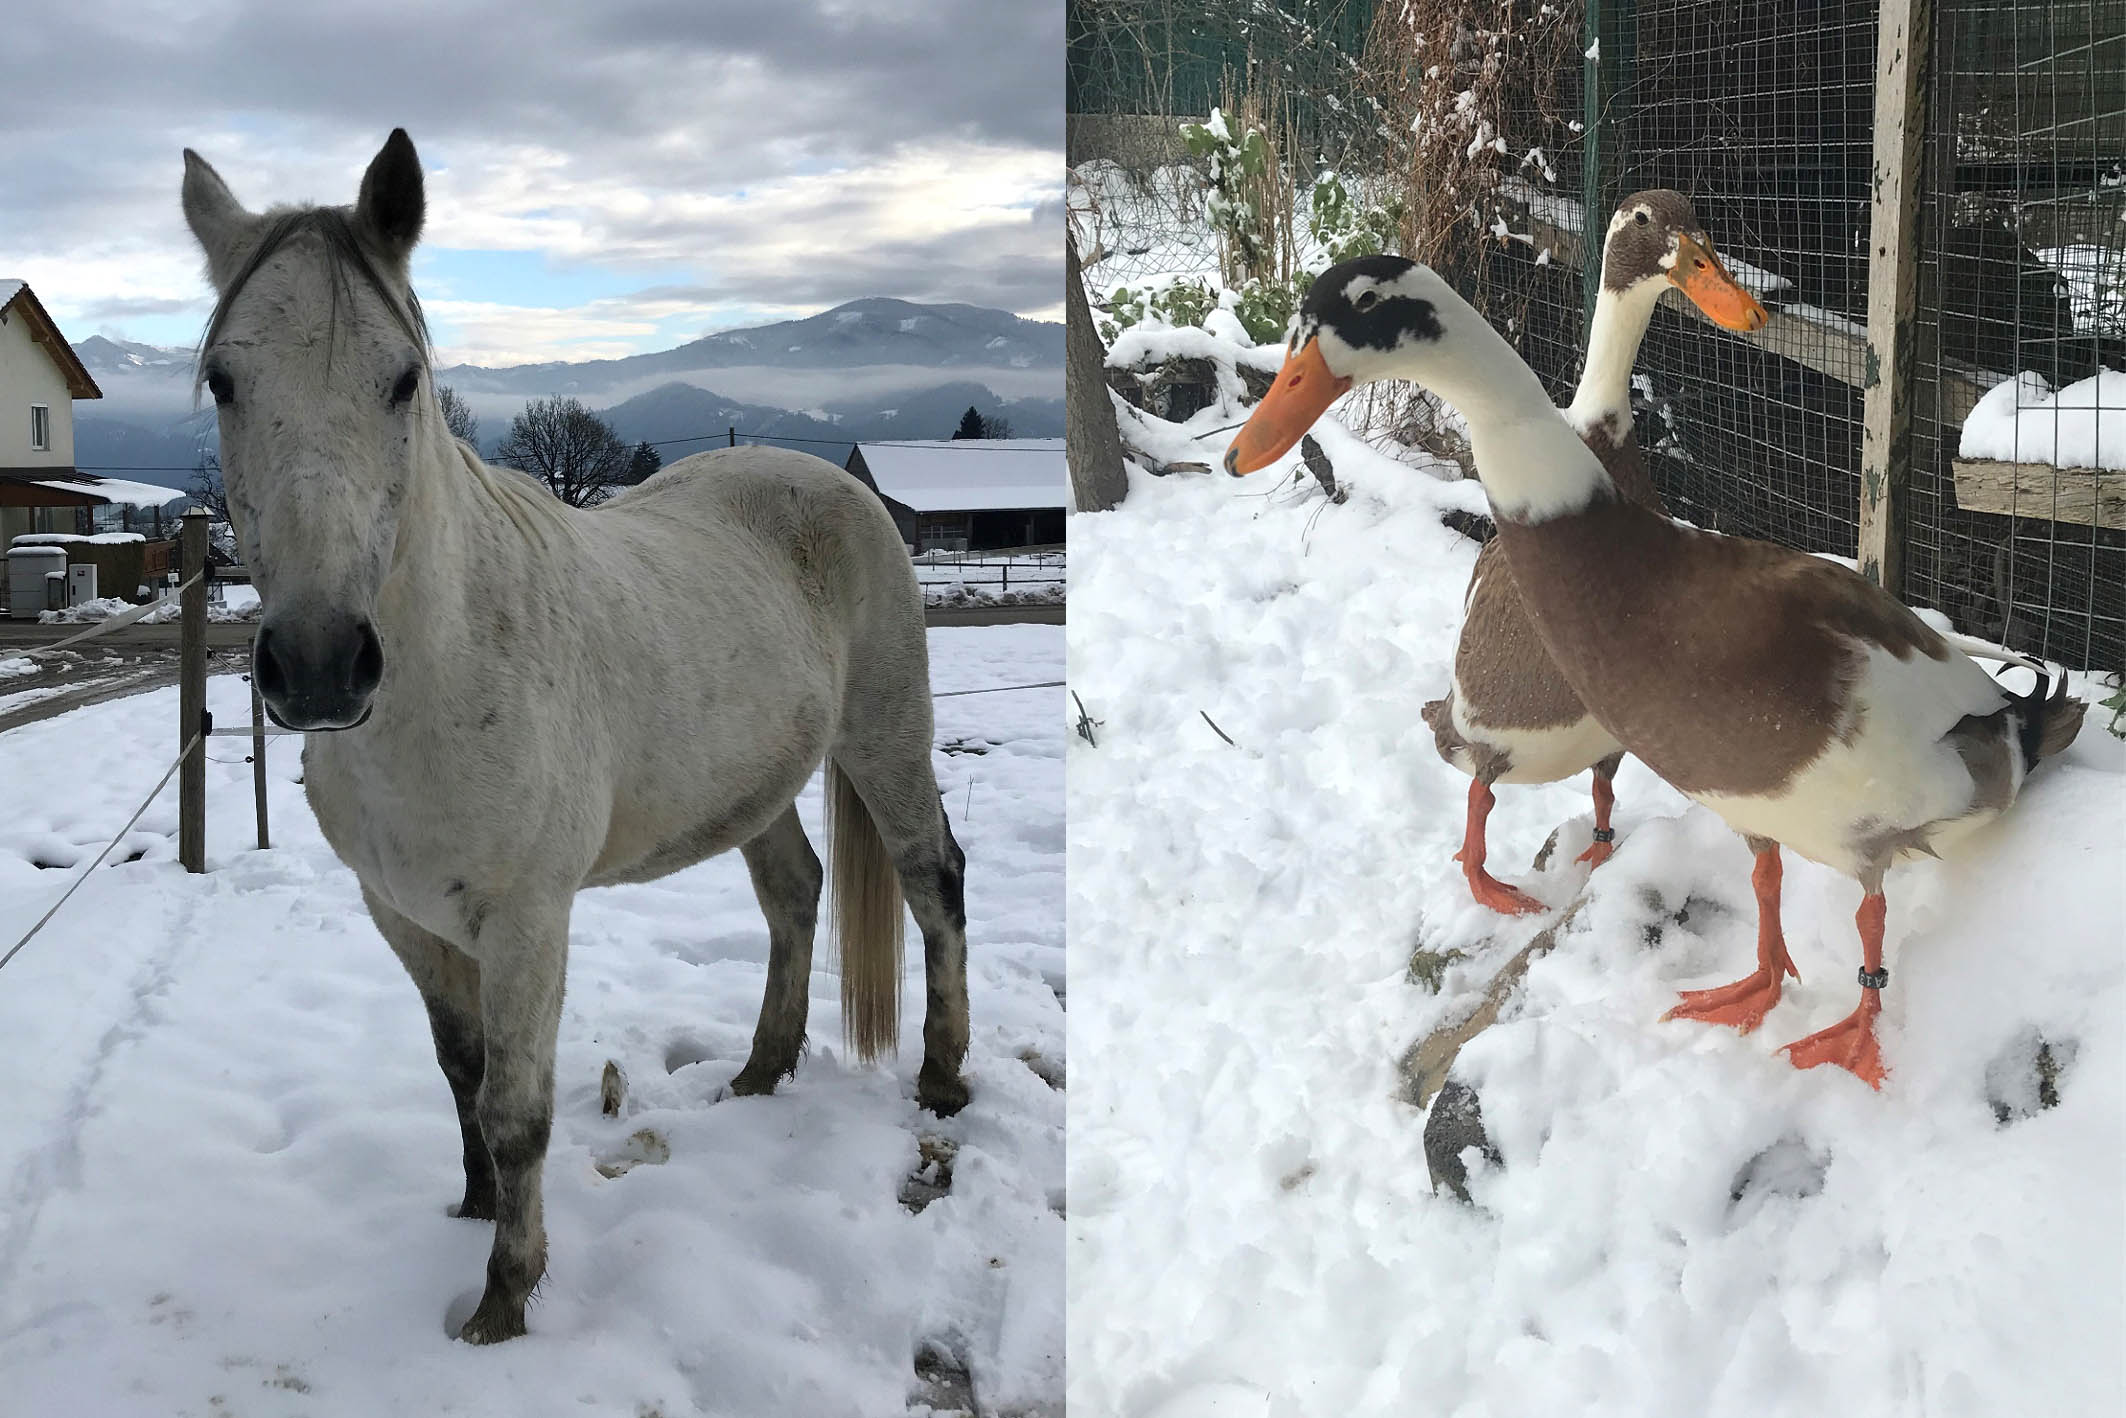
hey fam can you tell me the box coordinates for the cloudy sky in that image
[0,0,1061,367]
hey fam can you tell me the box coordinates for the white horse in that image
[182,129,970,1343]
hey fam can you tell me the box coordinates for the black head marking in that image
[1300,254,1443,352]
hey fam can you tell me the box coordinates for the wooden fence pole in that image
[251,675,271,850]
[178,508,208,873]
[1859,0,1932,594]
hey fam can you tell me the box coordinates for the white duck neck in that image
[1406,292,1616,525]
[1565,278,1664,436]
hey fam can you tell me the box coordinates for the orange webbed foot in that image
[1664,968,1789,1034]
[1455,857,1548,916]
[1780,1000,1886,1088]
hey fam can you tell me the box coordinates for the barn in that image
[844,438,1066,553]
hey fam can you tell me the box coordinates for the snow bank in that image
[0,626,1064,1416]
[1068,331,2123,1417]
[10,532,149,546]
[1960,369,2126,469]
[38,584,262,626]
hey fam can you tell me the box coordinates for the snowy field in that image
[0,626,1063,1417]
[1067,362,2124,1417]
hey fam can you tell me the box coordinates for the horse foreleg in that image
[365,887,493,1220]
[730,804,823,1096]
[458,902,570,1345]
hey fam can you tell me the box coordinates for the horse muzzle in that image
[253,614,385,731]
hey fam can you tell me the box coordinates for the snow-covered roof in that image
[854,439,1066,512]
[30,476,185,510]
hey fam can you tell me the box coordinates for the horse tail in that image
[825,758,905,1064]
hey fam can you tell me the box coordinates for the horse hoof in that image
[449,1191,496,1222]
[726,1060,793,1098]
[455,1292,528,1345]
[917,1066,970,1118]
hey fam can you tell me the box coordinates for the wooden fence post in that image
[251,675,271,850]
[178,508,208,873]
[1860,0,1931,594]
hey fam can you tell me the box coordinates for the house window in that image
[30,404,50,452]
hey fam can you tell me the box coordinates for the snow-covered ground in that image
[0,626,1063,1417]
[39,583,262,625]
[1068,356,2124,1417]
[1960,368,2126,470]
[915,552,1066,609]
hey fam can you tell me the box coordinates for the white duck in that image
[1227,256,2084,1085]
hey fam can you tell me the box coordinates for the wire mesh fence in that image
[1910,0,2124,670]
[1069,0,2125,673]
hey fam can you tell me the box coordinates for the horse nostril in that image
[253,627,289,702]
[348,621,384,699]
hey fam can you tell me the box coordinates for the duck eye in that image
[205,369,235,407]
[389,367,421,406]
[1355,290,1379,312]
[1634,210,1651,226]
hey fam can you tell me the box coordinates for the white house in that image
[843,438,1066,552]
[1,280,172,544]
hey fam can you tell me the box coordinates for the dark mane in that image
[193,205,430,397]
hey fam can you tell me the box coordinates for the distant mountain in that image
[436,298,1059,399]
[602,380,1062,454]
[67,297,1061,484]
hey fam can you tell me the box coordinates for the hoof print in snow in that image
[1018,1047,1065,1089]
[600,1059,627,1117]
[1727,1137,1828,1222]
[901,1136,959,1213]
[663,1037,716,1074]
[912,1344,976,1415]
[1424,1078,1500,1204]
[595,1128,671,1179]
[1985,1029,2077,1125]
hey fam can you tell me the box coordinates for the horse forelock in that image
[194,205,430,402]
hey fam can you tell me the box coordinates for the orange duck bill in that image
[1670,233,1768,332]
[1223,337,1351,476]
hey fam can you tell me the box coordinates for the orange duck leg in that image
[1781,892,1889,1088]
[1454,779,1547,916]
[1575,761,1620,867]
[1665,843,1798,1034]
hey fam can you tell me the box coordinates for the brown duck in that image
[1225,256,2084,1087]
[1423,190,1768,915]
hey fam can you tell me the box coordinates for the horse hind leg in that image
[363,886,494,1221]
[827,755,970,1117]
[729,803,824,1097]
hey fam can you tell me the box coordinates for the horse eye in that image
[389,368,421,405]
[206,369,235,406]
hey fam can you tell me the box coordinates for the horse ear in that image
[356,128,425,259]
[181,149,259,291]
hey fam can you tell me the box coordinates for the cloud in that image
[0,0,1062,357]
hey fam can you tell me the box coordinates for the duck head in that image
[1600,188,1767,333]
[1224,195,1768,476]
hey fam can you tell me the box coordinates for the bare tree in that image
[436,384,480,448]
[492,396,631,506]
[189,449,231,523]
